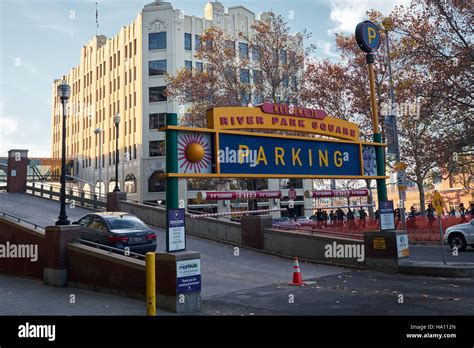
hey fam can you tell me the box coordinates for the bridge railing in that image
[0,211,45,230]
[25,182,106,210]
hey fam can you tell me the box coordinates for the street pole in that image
[166,112,179,252]
[438,215,447,265]
[384,22,406,230]
[56,79,71,226]
[94,128,102,202]
[113,114,120,192]
[366,53,388,203]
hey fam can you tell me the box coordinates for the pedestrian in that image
[426,203,435,229]
[460,203,466,223]
[470,203,474,220]
[347,208,356,230]
[358,207,366,228]
[329,210,335,225]
[450,208,456,217]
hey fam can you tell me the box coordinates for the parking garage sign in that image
[177,259,201,293]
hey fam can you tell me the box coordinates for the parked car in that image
[72,212,157,254]
[444,219,474,251]
[296,216,310,222]
[273,217,301,228]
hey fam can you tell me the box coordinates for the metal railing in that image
[25,182,106,210]
[0,211,45,230]
[73,238,146,260]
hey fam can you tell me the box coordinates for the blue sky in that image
[0,0,409,157]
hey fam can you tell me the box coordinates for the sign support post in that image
[432,190,447,265]
[355,20,388,206]
[166,113,181,252]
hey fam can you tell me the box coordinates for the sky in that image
[0,0,410,157]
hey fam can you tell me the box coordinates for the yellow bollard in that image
[146,252,156,316]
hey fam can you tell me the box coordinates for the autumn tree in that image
[167,12,314,197]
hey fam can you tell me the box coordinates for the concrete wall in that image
[0,217,46,278]
[118,200,241,244]
[67,243,146,298]
[264,228,365,268]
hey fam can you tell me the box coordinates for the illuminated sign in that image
[196,190,282,202]
[207,104,360,141]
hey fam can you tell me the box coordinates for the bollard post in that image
[146,252,156,316]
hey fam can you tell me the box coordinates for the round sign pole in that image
[355,20,388,205]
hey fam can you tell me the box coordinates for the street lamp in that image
[94,128,102,201]
[382,17,406,230]
[113,114,120,192]
[56,78,71,226]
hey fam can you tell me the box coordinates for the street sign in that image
[432,191,445,215]
[288,188,297,200]
[384,115,399,156]
[394,162,407,172]
[396,234,409,257]
[355,20,381,53]
[176,259,201,294]
[379,200,395,230]
[167,208,186,252]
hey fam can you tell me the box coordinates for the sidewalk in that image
[0,273,158,315]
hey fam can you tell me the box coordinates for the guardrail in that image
[0,211,45,230]
[73,238,146,260]
[25,182,106,210]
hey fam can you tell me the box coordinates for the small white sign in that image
[396,234,409,257]
[380,213,395,230]
[177,259,201,278]
[169,226,185,251]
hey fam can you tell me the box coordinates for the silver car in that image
[444,219,474,251]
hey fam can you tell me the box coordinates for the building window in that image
[124,173,137,193]
[196,62,203,72]
[149,32,166,50]
[252,46,261,61]
[184,33,192,50]
[239,42,249,60]
[195,35,201,50]
[149,60,167,76]
[280,49,287,64]
[149,140,165,157]
[240,69,250,83]
[224,40,235,55]
[133,144,137,159]
[148,170,166,192]
[185,60,192,71]
[149,86,167,102]
[149,113,166,129]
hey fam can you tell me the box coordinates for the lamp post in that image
[94,128,102,201]
[382,17,406,230]
[56,78,71,226]
[113,114,120,192]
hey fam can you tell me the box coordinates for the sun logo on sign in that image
[177,132,212,173]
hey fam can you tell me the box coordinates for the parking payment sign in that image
[167,209,186,252]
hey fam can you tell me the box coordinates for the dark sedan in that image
[72,212,157,254]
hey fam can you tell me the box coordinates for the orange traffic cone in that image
[288,257,305,286]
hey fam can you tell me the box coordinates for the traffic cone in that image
[288,257,305,286]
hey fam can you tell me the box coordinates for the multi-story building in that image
[51,1,272,204]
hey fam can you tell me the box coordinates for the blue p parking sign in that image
[355,20,381,53]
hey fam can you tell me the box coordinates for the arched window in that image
[124,173,137,193]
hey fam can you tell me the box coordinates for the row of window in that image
[149,32,201,51]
